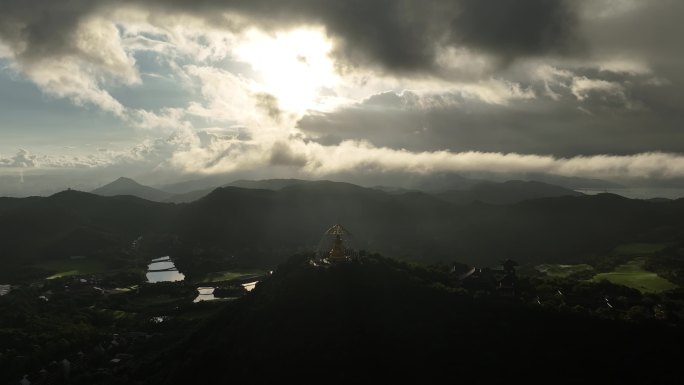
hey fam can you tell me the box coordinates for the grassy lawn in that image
[611,243,671,256]
[201,269,266,283]
[96,308,137,321]
[40,258,112,279]
[592,259,677,293]
[536,264,594,278]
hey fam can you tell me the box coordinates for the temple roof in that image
[324,224,351,236]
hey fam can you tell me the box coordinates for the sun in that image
[234,28,340,116]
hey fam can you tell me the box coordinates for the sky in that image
[0,0,683,196]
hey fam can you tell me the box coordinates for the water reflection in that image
[193,287,217,303]
[242,281,258,292]
[146,256,185,283]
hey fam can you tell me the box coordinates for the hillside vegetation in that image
[1,182,683,279]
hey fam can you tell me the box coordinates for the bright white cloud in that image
[597,59,650,75]
[5,129,684,194]
[74,16,140,83]
[570,76,625,101]
[296,142,684,180]
[129,108,191,131]
[557,152,684,179]
[0,149,36,168]
[88,130,684,181]
[457,79,535,105]
[114,6,241,61]
[0,15,141,116]
[21,57,128,115]
[184,65,264,125]
[0,148,111,169]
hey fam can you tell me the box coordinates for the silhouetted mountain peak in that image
[92,177,171,202]
[49,189,97,200]
[111,176,139,185]
[590,192,631,202]
[94,177,146,191]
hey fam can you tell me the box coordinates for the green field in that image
[611,243,671,256]
[592,259,677,293]
[536,264,594,278]
[201,269,266,283]
[40,258,112,279]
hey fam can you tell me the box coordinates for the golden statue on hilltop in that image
[314,224,356,264]
[328,233,347,262]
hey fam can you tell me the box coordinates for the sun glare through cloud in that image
[234,28,340,116]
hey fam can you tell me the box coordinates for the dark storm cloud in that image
[580,0,684,109]
[269,141,307,167]
[298,78,684,158]
[450,0,580,61]
[0,0,99,60]
[0,0,580,74]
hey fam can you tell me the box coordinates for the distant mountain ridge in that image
[229,178,309,190]
[165,178,310,203]
[92,177,172,202]
[2,183,684,273]
[170,178,584,204]
[437,180,583,205]
[96,176,586,205]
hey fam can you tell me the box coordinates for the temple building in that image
[314,224,356,265]
[452,258,519,297]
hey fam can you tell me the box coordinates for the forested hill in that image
[157,255,684,384]
[91,177,172,202]
[1,182,684,270]
[0,190,175,265]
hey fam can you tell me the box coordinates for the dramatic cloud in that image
[0,148,110,169]
[104,132,684,181]
[13,129,684,180]
[570,77,625,102]
[298,142,684,180]
[0,0,581,77]
[268,141,308,167]
[0,149,36,168]
[0,0,682,196]
[449,0,580,61]
[0,4,140,114]
[129,108,192,131]
[298,75,683,157]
